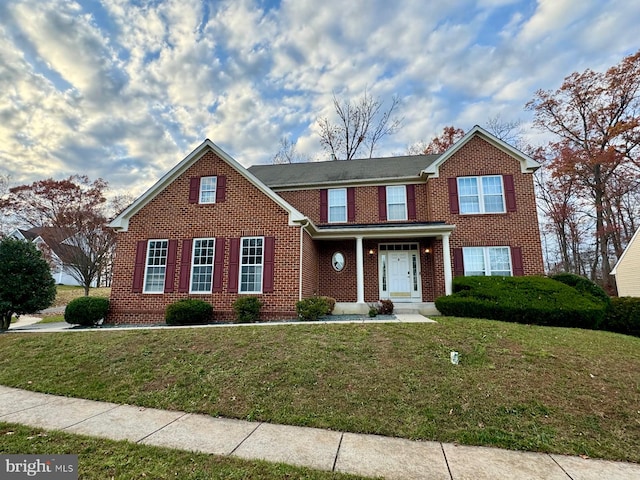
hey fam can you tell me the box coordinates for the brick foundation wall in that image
[108,150,301,324]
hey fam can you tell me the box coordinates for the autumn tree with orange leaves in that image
[527,50,640,290]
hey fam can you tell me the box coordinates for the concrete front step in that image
[334,302,440,316]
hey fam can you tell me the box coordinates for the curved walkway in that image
[0,386,638,479]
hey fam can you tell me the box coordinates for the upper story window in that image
[463,246,512,276]
[143,239,168,293]
[190,238,215,293]
[328,188,347,223]
[199,176,218,203]
[386,185,407,221]
[458,176,505,214]
[240,236,264,294]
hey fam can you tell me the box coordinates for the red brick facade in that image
[108,131,544,324]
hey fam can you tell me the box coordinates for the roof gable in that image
[611,227,640,274]
[109,139,306,231]
[421,125,540,178]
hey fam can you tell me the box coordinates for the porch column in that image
[442,233,453,295]
[355,236,365,304]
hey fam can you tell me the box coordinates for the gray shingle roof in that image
[248,154,440,188]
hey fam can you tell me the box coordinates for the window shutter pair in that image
[131,239,177,293]
[227,237,276,293]
[451,246,524,277]
[177,238,226,293]
[188,176,227,204]
[319,188,355,222]
[447,175,516,213]
[377,185,416,221]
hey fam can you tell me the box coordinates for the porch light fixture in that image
[368,248,375,256]
[424,247,432,254]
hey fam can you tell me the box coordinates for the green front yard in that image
[0,318,638,463]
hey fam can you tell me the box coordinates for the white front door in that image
[389,252,412,299]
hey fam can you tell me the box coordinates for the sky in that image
[1,0,639,198]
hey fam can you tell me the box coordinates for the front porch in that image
[334,301,440,316]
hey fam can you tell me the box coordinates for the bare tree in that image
[485,114,524,149]
[317,89,403,160]
[272,137,309,164]
[0,174,11,237]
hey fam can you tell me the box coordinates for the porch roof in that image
[305,221,455,240]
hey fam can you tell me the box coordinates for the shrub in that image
[320,296,336,315]
[377,299,394,314]
[551,273,611,307]
[368,305,378,317]
[602,297,640,337]
[233,296,263,323]
[435,276,607,329]
[165,299,213,326]
[64,297,110,326]
[296,296,329,321]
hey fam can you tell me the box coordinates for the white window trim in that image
[328,188,347,223]
[457,175,506,214]
[199,176,218,204]
[386,185,407,221]
[463,246,512,276]
[189,238,216,294]
[143,239,168,294]
[239,236,264,294]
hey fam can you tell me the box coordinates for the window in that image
[240,237,264,293]
[386,186,407,221]
[199,176,217,203]
[143,240,168,293]
[463,247,512,276]
[458,176,505,214]
[328,188,347,223]
[190,238,215,293]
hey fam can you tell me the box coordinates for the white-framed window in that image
[199,176,218,204]
[463,246,512,276]
[458,176,505,214]
[240,236,264,293]
[190,238,215,293]
[328,188,347,223]
[143,239,168,293]
[386,185,407,221]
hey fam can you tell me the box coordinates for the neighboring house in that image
[108,125,544,324]
[612,227,640,297]
[8,226,95,286]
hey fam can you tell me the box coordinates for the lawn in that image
[53,285,111,307]
[0,318,638,463]
[0,422,366,480]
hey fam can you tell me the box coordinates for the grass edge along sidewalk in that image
[0,317,638,463]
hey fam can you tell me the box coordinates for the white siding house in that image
[612,227,640,297]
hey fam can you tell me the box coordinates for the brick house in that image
[107,126,544,323]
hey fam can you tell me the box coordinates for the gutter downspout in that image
[299,220,310,301]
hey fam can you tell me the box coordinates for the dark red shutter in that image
[453,248,464,277]
[511,246,524,276]
[178,239,192,293]
[378,186,387,221]
[406,184,416,220]
[189,177,200,204]
[164,240,177,293]
[216,175,226,203]
[212,238,225,292]
[228,238,241,293]
[448,178,459,214]
[503,175,516,212]
[320,189,328,223]
[263,236,275,293]
[132,240,147,293]
[347,187,356,222]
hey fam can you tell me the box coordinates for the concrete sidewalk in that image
[0,386,638,479]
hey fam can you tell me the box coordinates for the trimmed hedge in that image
[602,297,640,337]
[320,296,336,315]
[165,299,213,326]
[551,273,611,307]
[233,296,262,323]
[64,297,110,326]
[296,296,330,321]
[435,276,607,329]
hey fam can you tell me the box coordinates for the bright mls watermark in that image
[1,455,77,479]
